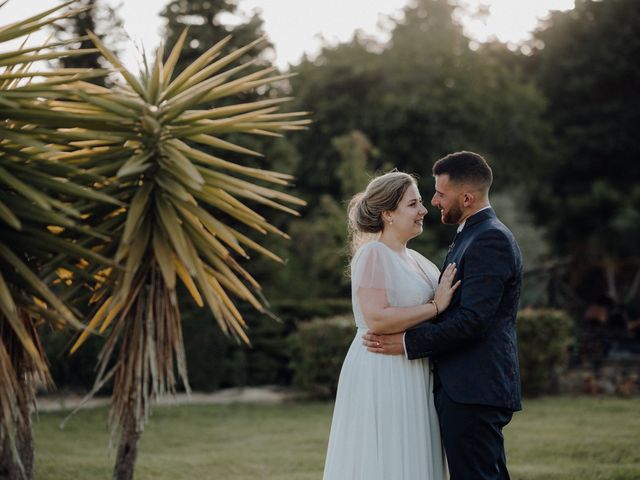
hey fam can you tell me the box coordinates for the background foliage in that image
[38,0,640,396]
[289,315,355,398]
[517,309,574,396]
[287,310,576,398]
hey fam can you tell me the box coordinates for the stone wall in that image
[559,359,640,396]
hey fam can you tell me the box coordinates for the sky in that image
[1,0,575,71]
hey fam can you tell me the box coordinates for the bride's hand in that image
[433,263,461,312]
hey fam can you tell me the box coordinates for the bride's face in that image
[385,183,427,240]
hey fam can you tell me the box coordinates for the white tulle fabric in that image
[323,241,447,480]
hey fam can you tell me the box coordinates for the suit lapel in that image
[440,208,496,271]
[441,231,460,271]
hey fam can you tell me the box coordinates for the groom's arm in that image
[404,229,515,360]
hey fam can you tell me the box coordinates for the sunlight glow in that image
[459,0,576,45]
[0,0,577,70]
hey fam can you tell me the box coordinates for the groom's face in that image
[432,174,464,225]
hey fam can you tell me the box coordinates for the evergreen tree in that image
[289,0,549,205]
[160,0,273,76]
[528,0,640,308]
[51,0,126,85]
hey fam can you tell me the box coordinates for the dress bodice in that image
[350,241,440,330]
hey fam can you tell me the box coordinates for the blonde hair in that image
[347,171,417,253]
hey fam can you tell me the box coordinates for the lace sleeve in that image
[351,242,391,291]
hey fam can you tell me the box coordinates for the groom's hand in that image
[362,331,405,355]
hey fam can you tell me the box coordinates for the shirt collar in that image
[457,205,492,233]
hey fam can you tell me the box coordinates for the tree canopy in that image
[528,0,640,304]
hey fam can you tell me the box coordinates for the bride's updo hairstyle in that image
[347,171,417,253]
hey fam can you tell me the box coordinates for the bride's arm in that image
[359,263,460,334]
[358,288,437,334]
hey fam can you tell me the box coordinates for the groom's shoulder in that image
[480,217,522,266]
[466,221,522,273]
[471,217,518,247]
[490,216,514,236]
[493,216,519,244]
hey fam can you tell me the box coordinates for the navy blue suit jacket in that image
[405,208,523,411]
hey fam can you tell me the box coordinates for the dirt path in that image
[37,386,302,412]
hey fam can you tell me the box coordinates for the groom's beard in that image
[441,202,463,225]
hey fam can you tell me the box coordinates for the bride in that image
[323,171,459,480]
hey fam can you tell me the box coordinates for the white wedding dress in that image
[323,241,447,480]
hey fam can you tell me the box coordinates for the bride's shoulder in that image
[352,241,388,263]
[354,240,385,255]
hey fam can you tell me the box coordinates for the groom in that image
[364,151,522,480]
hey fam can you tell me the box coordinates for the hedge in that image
[288,308,575,398]
[44,298,353,393]
[288,315,356,398]
[44,302,573,397]
[517,308,574,396]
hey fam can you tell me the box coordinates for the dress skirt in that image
[323,328,447,480]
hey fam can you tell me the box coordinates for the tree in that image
[160,0,273,74]
[289,39,383,203]
[290,0,549,197]
[159,0,303,302]
[50,0,127,85]
[0,3,111,478]
[528,0,640,310]
[1,6,308,480]
[288,0,551,280]
[53,31,308,480]
[372,0,550,188]
[159,0,286,167]
[282,130,377,299]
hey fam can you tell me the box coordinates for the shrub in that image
[517,308,574,396]
[43,298,352,393]
[287,308,576,400]
[273,298,353,323]
[289,315,356,398]
[46,304,574,399]
[42,328,107,394]
[181,298,353,391]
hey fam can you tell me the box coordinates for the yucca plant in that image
[0,2,115,478]
[37,30,310,479]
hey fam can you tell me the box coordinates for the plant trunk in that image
[0,434,11,480]
[15,386,34,480]
[112,411,141,480]
[0,316,38,480]
[106,264,187,480]
[0,398,34,480]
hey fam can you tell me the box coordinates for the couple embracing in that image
[323,151,523,480]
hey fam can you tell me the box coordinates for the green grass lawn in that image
[34,396,640,480]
